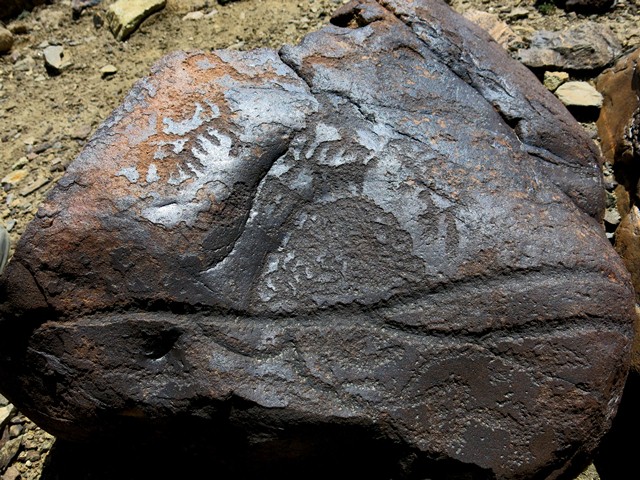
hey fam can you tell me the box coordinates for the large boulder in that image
[0,0,634,478]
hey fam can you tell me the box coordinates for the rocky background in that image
[1,0,639,479]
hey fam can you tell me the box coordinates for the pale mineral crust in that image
[0,1,634,479]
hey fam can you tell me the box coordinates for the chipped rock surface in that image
[0,0,635,479]
[517,21,622,71]
[107,0,167,41]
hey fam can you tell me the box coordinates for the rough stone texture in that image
[597,48,640,167]
[555,81,603,108]
[462,9,521,50]
[0,28,13,55]
[107,0,167,41]
[0,1,634,479]
[543,71,569,92]
[517,22,622,72]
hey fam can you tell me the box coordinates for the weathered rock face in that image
[597,49,640,169]
[0,0,634,478]
[517,22,622,72]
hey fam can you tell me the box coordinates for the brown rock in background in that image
[597,49,640,168]
[594,47,640,480]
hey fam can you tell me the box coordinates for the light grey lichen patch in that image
[141,128,235,228]
[221,80,315,142]
[146,164,160,184]
[305,122,342,160]
[126,112,158,146]
[116,166,140,184]
[361,146,455,268]
[162,102,220,136]
[216,48,295,78]
[153,138,188,160]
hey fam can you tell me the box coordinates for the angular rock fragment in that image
[43,45,71,76]
[107,0,166,41]
[0,27,13,55]
[543,71,569,92]
[0,1,634,479]
[518,22,622,72]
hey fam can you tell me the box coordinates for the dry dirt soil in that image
[1,0,639,478]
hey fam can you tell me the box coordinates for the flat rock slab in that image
[555,81,603,107]
[517,22,621,72]
[0,1,634,479]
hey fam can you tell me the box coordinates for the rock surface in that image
[0,0,634,479]
[0,28,13,55]
[517,22,622,71]
[544,71,569,92]
[107,0,167,41]
[555,81,603,107]
[42,45,70,76]
[462,9,521,50]
[597,48,640,168]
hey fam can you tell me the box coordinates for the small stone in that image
[43,45,71,76]
[2,465,21,480]
[93,13,104,29]
[543,71,569,92]
[23,450,40,462]
[70,124,92,140]
[0,438,21,471]
[20,177,50,197]
[8,424,23,438]
[33,141,52,154]
[605,206,622,227]
[1,170,28,185]
[100,64,118,78]
[506,6,529,20]
[182,11,204,20]
[555,81,603,108]
[107,0,167,41]
[11,157,28,170]
[0,27,14,55]
[0,404,16,431]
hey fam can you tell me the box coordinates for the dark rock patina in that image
[0,1,634,478]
